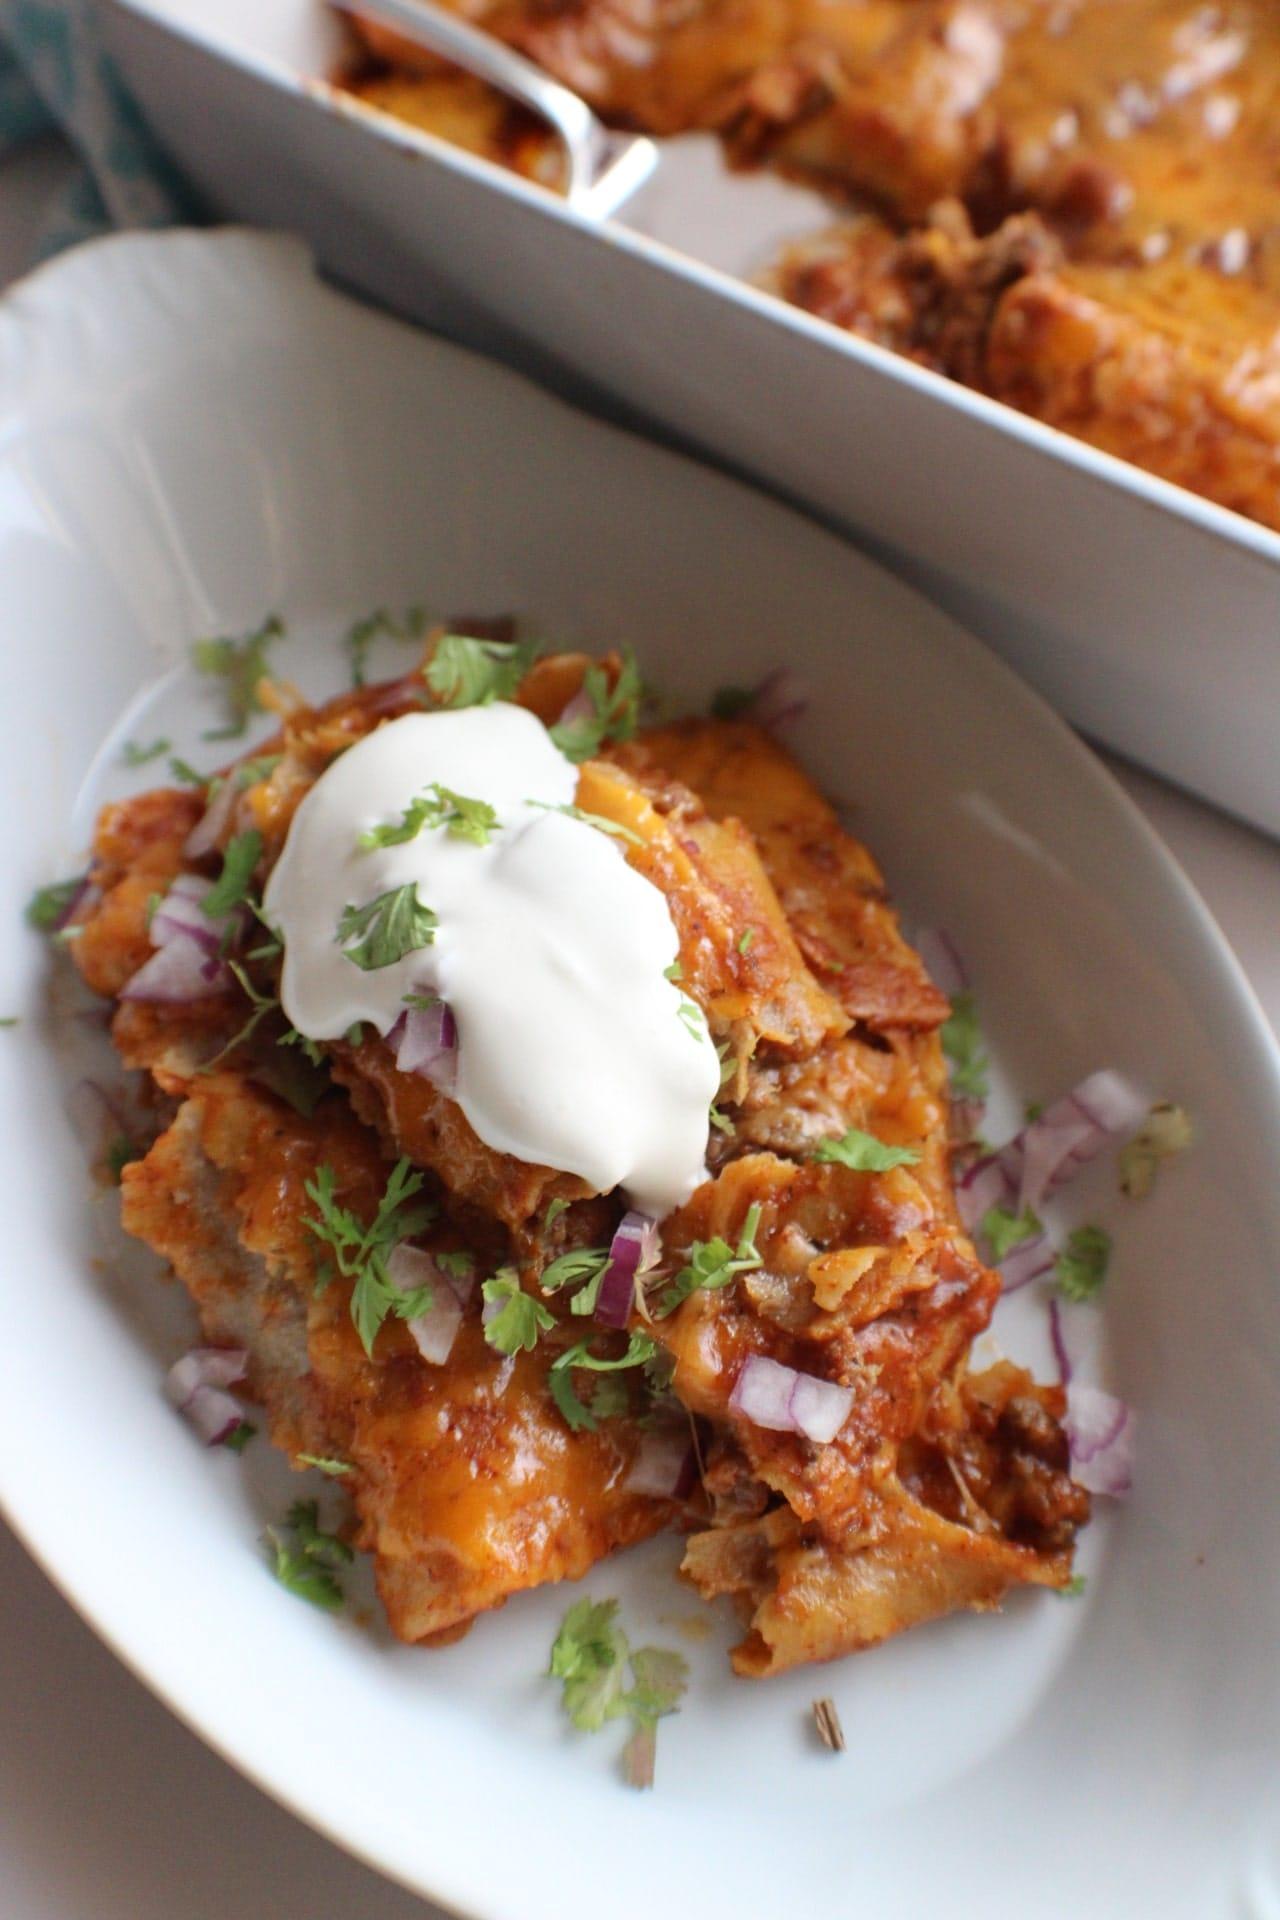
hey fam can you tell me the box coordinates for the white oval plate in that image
[3,230,1280,1920]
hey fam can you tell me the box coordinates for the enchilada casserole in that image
[342,0,1280,531]
[68,638,1087,1675]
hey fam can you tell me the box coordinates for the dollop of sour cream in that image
[263,704,721,1217]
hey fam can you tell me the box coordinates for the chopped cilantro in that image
[298,1453,354,1476]
[482,1269,555,1356]
[279,1024,325,1067]
[338,885,438,971]
[548,1599,688,1788]
[423,633,534,708]
[708,1103,733,1135]
[980,1204,1042,1263]
[811,1127,921,1172]
[737,928,755,955]
[194,613,284,739]
[25,877,81,931]
[657,1204,763,1317]
[344,605,425,687]
[304,1158,436,1356]
[549,653,643,763]
[663,960,684,983]
[526,800,643,846]
[544,1196,571,1229]
[677,999,706,1042]
[1055,1574,1088,1599]
[360,783,498,850]
[1055,1224,1111,1302]
[168,756,207,786]
[436,1249,475,1280]
[0,1017,17,1029]
[233,752,282,790]
[201,830,263,918]
[264,1500,351,1612]
[122,737,170,766]
[540,1246,610,1295]
[941,989,989,1101]
[223,1421,256,1453]
[549,1332,659,1432]
[1119,1102,1192,1199]
[716,1040,738,1094]
[105,1136,142,1183]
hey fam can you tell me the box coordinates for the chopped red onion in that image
[623,1422,696,1499]
[998,1229,1056,1292]
[165,1346,249,1446]
[122,872,243,1001]
[120,936,231,1002]
[555,685,594,730]
[1048,1298,1134,1497]
[394,1000,458,1092]
[595,1211,661,1329]
[740,668,809,733]
[1005,1070,1148,1214]
[388,1244,470,1364]
[729,1354,853,1444]
[914,926,969,998]
[956,1152,1013,1234]
[1064,1384,1136,1497]
[183,777,237,859]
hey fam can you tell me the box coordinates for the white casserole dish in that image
[102,0,1280,835]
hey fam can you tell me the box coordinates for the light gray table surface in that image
[2,134,1277,1920]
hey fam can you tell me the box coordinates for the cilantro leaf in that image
[549,1332,659,1432]
[338,885,437,970]
[436,1249,475,1280]
[201,830,263,918]
[544,1196,571,1229]
[168,756,207,786]
[194,613,284,739]
[549,654,643,763]
[941,989,989,1101]
[526,800,643,846]
[233,752,283,790]
[540,1246,609,1303]
[811,1127,921,1171]
[980,1204,1042,1263]
[737,928,755,955]
[345,605,425,687]
[1054,1223,1111,1302]
[657,1204,763,1317]
[223,1420,256,1452]
[303,1158,437,1356]
[548,1600,688,1786]
[550,1598,631,1730]
[25,877,82,932]
[360,783,498,850]
[1056,1574,1088,1599]
[265,1530,345,1611]
[264,1502,351,1612]
[482,1270,555,1356]
[423,633,534,708]
[122,737,170,766]
[677,999,706,1042]
[298,1453,353,1476]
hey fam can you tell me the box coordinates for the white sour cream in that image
[263,704,720,1217]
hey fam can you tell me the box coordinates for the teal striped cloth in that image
[0,0,192,257]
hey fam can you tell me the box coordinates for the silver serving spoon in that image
[336,0,658,216]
